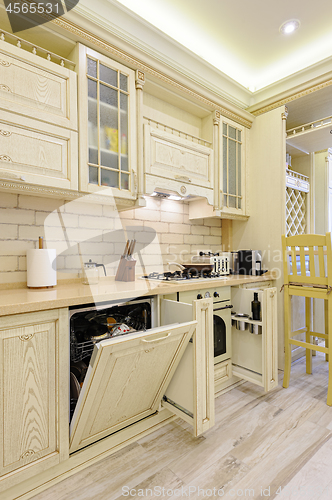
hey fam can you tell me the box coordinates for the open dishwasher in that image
[68,295,214,453]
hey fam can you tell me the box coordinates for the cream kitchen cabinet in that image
[0,110,78,191]
[144,125,214,205]
[0,309,69,493]
[74,44,137,201]
[0,40,78,192]
[0,40,77,131]
[189,115,248,221]
[231,285,278,392]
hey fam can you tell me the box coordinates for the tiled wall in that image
[0,193,222,285]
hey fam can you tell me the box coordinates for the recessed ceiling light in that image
[280,19,300,35]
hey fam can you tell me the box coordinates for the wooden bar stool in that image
[282,233,332,405]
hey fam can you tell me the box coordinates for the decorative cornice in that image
[50,17,252,129]
[135,69,145,90]
[213,110,220,126]
[0,179,137,209]
[250,79,332,117]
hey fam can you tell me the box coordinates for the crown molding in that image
[49,6,253,128]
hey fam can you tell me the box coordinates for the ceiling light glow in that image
[280,19,300,35]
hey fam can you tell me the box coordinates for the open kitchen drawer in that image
[69,298,213,453]
[231,286,278,392]
[161,298,215,436]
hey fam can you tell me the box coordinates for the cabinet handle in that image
[142,332,171,343]
[0,171,26,181]
[174,174,191,183]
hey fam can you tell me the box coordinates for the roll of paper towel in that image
[27,249,57,288]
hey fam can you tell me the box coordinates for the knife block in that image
[115,257,136,282]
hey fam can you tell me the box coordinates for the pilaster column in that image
[135,70,145,199]
[213,110,220,210]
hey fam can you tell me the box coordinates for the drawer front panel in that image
[0,41,77,130]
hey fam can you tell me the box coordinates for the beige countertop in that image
[0,272,276,317]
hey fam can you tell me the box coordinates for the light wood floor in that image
[32,355,332,500]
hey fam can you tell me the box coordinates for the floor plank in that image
[29,355,332,500]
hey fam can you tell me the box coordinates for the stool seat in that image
[282,233,332,406]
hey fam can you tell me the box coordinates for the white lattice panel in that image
[286,187,307,236]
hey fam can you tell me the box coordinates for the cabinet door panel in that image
[0,112,78,190]
[70,321,196,453]
[145,125,213,189]
[0,308,69,486]
[0,41,77,130]
[162,298,215,436]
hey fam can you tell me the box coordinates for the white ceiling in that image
[113,0,332,91]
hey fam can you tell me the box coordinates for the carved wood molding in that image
[19,333,35,341]
[0,129,12,136]
[20,449,35,459]
[49,17,252,129]
[0,59,10,67]
[0,84,12,92]
[250,79,332,116]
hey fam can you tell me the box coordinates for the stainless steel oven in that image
[178,286,232,364]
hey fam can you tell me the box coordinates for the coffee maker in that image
[237,250,262,276]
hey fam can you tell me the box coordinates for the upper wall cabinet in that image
[144,125,214,205]
[142,88,214,205]
[75,44,137,201]
[189,114,248,221]
[0,40,77,131]
[0,40,78,192]
[220,117,246,217]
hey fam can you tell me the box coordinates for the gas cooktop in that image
[142,271,227,282]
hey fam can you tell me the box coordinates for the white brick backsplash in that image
[0,256,17,271]
[204,235,222,245]
[0,194,223,284]
[0,208,35,225]
[0,193,17,208]
[64,200,103,216]
[210,227,222,236]
[18,256,26,271]
[160,212,183,223]
[134,208,161,221]
[161,233,184,244]
[143,221,168,233]
[171,223,190,234]
[0,240,35,255]
[79,215,114,230]
[18,195,64,212]
[38,212,79,228]
[184,234,204,244]
[160,199,184,213]
[0,224,18,239]
[191,225,210,235]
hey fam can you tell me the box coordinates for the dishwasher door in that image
[69,319,196,453]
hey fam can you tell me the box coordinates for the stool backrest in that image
[282,233,332,287]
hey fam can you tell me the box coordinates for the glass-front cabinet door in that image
[221,118,246,217]
[77,44,137,199]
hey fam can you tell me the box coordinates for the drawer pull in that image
[0,59,10,67]
[0,84,11,93]
[0,130,12,137]
[0,172,26,181]
[142,332,171,343]
[174,174,191,183]
[20,450,35,460]
[0,155,12,162]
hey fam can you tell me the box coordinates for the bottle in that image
[251,292,261,321]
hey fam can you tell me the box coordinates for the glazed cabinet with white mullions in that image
[74,44,137,200]
[0,309,69,493]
